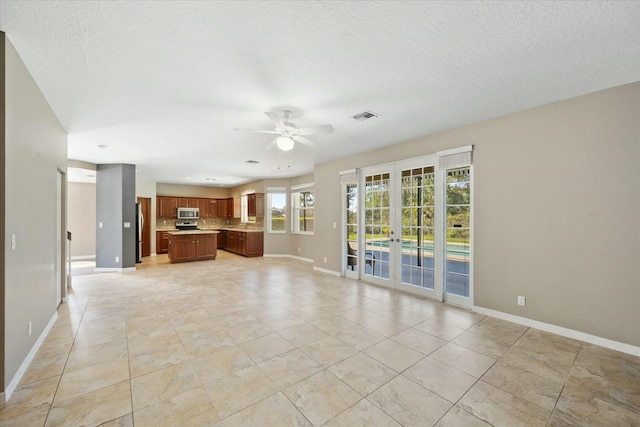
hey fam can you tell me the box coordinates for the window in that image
[240,190,255,223]
[291,184,314,234]
[267,188,286,233]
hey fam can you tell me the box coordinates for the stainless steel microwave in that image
[177,207,199,220]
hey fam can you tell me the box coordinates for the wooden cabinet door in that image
[245,232,264,257]
[255,193,265,217]
[209,199,219,218]
[247,193,264,218]
[158,197,178,218]
[177,198,199,208]
[169,235,195,262]
[247,194,256,217]
[156,231,169,254]
[195,235,217,259]
[197,199,209,218]
[237,232,247,256]
[227,231,237,253]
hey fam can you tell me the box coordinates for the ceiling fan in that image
[234,110,333,151]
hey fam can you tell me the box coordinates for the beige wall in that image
[67,182,96,258]
[156,183,230,198]
[315,82,640,346]
[3,34,68,391]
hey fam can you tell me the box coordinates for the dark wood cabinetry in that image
[158,197,178,218]
[223,231,263,257]
[156,231,171,254]
[247,193,264,218]
[157,196,234,219]
[197,199,209,218]
[177,198,199,208]
[168,232,217,263]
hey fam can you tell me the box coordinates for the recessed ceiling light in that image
[97,144,108,149]
[205,178,216,181]
[246,160,259,164]
[185,177,191,180]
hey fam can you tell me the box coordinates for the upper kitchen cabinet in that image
[158,196,178,218]
[247,193,264,218]
[197,199,209,218]
[177,198,199,208]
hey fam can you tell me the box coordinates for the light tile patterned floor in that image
[1,252,639,426]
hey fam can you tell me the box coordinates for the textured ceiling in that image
[2,1,639,186]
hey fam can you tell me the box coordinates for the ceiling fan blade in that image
[264,112,285,127]
[295,124,334,135]
[233,128,279,134]
[293,135,318,148]
[266,137,279,150]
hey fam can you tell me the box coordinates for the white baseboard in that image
[473,305,640,357]
[5,311,58,401]
[70,255,95,261]
[94,267,137,273]
[263,254,314,263]
[313,266,341,276]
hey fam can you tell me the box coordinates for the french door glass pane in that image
[364,173,390,279]
[445,167,471,297]
[346,183,358,272]
[400,166,435,290]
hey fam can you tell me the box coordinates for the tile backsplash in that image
[156,217,263,230]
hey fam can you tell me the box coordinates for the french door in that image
[351,149,472,306]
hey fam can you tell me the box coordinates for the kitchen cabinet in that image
[156,231,171,253]
[247,193,264,218]
[208,199,219,218]
[168,232,218,263]
[223,231,263,257]
[216,198,233,218]
[197,199,209,218]
[158,197,178,218]
[177,198,199,208]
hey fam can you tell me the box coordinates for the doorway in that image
[56,170,66,305]
[137,197,151,257]
[347,147,473,306]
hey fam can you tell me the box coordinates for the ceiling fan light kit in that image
[276,136,295,151]
[235,110,334,152]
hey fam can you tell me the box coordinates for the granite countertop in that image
[167,230,220,235]
[200,227,264,233]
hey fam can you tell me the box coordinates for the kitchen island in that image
[167,230,219,263]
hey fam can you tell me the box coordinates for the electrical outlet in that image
[28,322,32,336]
[517,296,526,306]
[298,248,301,253]
[115,256,120,263]
[323,257,327,263]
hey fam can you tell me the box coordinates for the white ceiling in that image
[2,1,639,186]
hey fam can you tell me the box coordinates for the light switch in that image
[11,234,16,250]
[99,222,103,228]
[124,222,131,228]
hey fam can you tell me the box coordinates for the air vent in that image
[246,160,259,164]
[351,111,380,121]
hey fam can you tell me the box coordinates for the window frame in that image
[291,183,315,235]
[266,188,287,234]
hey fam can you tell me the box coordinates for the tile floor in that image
[1,252,639,426]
